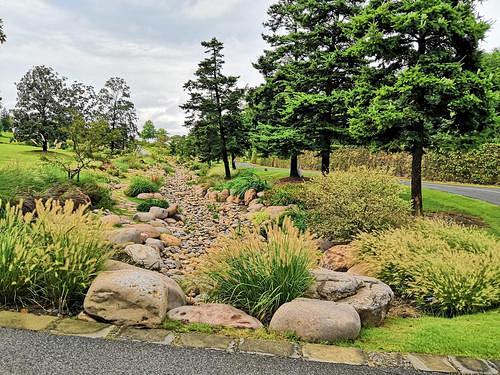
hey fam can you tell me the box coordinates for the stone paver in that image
[238,338,298,358]
[407,353,457,373]
[448,356,498,374]
[117,327,176,345]
[302,344,367,365]
[51,319,116,338]
[174,332,235,351]
[0,311,58,331]
[366,351,411,368]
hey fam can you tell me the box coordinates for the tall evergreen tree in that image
[181,38,244,179]
[252,0,311,178]
[349,0,492,215]
[0,18,6,44]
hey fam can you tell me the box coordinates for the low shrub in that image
[125,176,160,197]
[78,181,113,210]
[194,218,319,323]
[0,199,112,312]
[136,199,169,212]
[215,170,270,198]
[355,219,500,317]
[303,168,410,242]
[264,183,305,206]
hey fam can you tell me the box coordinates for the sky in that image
[0,0,499,135]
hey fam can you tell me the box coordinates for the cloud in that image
[181,0,244,19]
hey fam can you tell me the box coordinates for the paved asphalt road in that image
[238,162,499,205]
[400,181,500,205]
[0,328,429,375]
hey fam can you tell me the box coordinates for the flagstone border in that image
[0,311,498,374]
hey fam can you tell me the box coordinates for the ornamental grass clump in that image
[0,199,112,313]
[194,218,319,323]
[303,167,411,242]
[216,170,270,198]
[125,176,161,197]
[355,219,500,317]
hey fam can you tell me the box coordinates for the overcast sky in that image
[0,0,498,135]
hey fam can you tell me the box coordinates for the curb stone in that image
[0,311,498,374]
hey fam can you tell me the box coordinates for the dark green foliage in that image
[136,199,169,212]
[125,177,160,197]
[215,170,269,197]
[280,207,310,233]
[349,0,492,214]
[78,181,113,210]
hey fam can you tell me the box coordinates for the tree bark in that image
[320,148,330,176]
[231,153,237,170]
[290,153,300,178]
[42,140,48,153]
[411,144,424,216]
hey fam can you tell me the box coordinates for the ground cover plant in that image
[0,199,112,313]
[125,176,162,197]
[136,198,169,212]
[193,218,319,322]
[355,219,500,317]
[214,169,269,197]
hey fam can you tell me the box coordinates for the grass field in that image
[340,310,500,359]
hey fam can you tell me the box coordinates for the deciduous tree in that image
[140,120,157,142]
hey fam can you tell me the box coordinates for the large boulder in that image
[217,189,230,202]
[100,214,123,227]
[84,269,170,327]
[166,204,179,218]
[320,245,356,272]
[243,189,257,206]
[103,260,186,310]
[339,276,394,327]
[167,303,263,330]
[123,244,161,270]
[145,238,165,251]
[106,228,143,245]
[269,298,361,342]
[264,206,288,220]
[305,268,393,327]
[305,269,364,301]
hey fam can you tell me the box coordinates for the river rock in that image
[107,228,143,245]
[84,269,170,327]
[125,223,161,239]
[149,207,169,219]
[269,298,361,342]
[217,189,230,202]
[166,204,179,218]
[305,268,364,301]
[123,244,161,270]
[167,303,263,329]
[145,238,165,251]
[132,212,156,223]
[339,276,394,327]
[137,193,163,200]
[243,189,257,206]
[320,245,356,272]
[160,233,182,247]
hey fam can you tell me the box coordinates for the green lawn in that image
[340,310,500,359]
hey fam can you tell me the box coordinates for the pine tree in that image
[181,38,245,179]
[349,0,492,215]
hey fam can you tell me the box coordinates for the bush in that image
[78,181,113,210]
[264,183,305,206]
[303,168,410,242]
[0,199,112,312]
[136,199,169,212]
[125,176,160,197]
[355,219,500,317]
[193,218,319,323]
[215,170,270,198]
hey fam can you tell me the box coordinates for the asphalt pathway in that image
[0,328,429,375]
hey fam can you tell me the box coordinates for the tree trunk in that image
[290,153,300,178]
[411,144,424,216]
[221,148,231,180]
[231,153,237,170]
[42,140,48,153]
[320,148,330,176]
